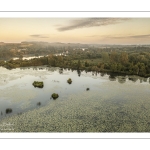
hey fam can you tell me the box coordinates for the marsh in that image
[0,66,150,132]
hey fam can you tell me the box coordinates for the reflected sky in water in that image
[0,66,150,120]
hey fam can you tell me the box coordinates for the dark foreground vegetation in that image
[51,93,59,99]
[32,81,44,88]
[67,78,72,84]
[6,108,12,114]
[86,88,90,91]
[1,42,150,77]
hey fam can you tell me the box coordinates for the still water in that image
[0,66,107,119]
[0,66,150,132]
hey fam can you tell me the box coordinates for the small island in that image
[6,108,12,114]
[32,81,44,88]
[67,78,72,84]
[51,93,59,100]
[37,102,41,106]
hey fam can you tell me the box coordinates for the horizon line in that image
[0,41,150,45]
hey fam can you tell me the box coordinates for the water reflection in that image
[59,68,63,74]
[1,66,150,120]
[117,76,126,84]
[17,66,150,85]
[127,76,149,83]
[77,70,81,77]
[128,77,138,82]
[109,74,116,81]
[143,78,147,82]
[100,72,106,77]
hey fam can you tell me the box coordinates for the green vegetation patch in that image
[51,93,59,100]
[86,88,90,91]
[6,108,12,114]
[32,81,44,88]
[67,78,72,84]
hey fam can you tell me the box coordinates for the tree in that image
[133,65,139,75]
[19,54,23,60]
[110,51,118,62]
[120,52,128,64]
[77,60,81,69]
[85,61,89,67]
[102,52,109,62]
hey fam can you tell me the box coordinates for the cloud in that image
[30,34,49,38]
[30,34,41,37]
[108,34,150,39]
[57,18,129,32]
[40,36,49,38]
[85,35,100,37]
[128,34,150,38]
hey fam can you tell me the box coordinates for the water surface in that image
[0,66,150,132]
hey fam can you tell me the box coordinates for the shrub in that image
[51,93,59,100]
[67,78,72,84]
[86,88,90,91]
[32,81,44,88]
[37,102,41,106]
[6,108,12,114]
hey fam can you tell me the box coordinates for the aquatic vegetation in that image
[6,108,12,114]
[32,81,44,88]
[1,86,150,132]
[86,88,90,91]
[67,78,72,84]
[1,66,150,132]
[51,93,59,100]
[37,102,41,106]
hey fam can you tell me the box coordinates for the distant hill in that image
[21,41,90,48]
[0,41,149,49]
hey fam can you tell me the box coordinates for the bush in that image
[33,81,44,88]
[67,78,72,84]
[6,108,12,114]
[37,102,41,106]
[51,93,59,100]
[86,88,90,91]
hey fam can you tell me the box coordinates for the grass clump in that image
[6,108,12,114]
[86,88,90,91]
[51,93,59,100]
[37,102,41,106]
[67,78,72,84]
[32,81,44,88]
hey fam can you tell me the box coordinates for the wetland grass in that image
[32,81,44,88]
[37,102,41,106]
[6,108,12,114]
[51,93,59,100]
[86,88,90,91]
[67,78,72,84]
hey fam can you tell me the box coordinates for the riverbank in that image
[1,57,150,78]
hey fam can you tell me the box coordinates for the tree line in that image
[0,44,150,77]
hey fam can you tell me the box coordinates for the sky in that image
[0,18,150,44]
